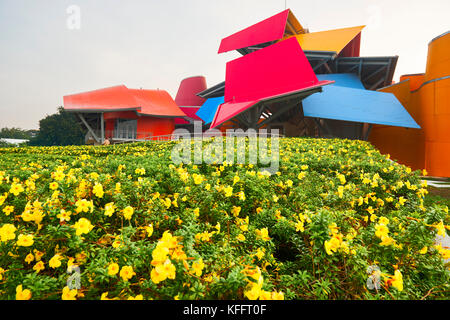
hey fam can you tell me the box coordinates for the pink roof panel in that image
[218,9,290,54]
[210,37,333,128]
[224,37,330,103]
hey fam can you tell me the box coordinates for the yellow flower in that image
[52,170,65,181]
[255,248,265,260]
[192,173,204,185]
[120,266,136,282]
[9,183,24,196]
[16,285,32,300]
[57,209,71,222]
[123,206,134,220]
[295,221,304,232]
[191,258,205,277]
[73,218,94,236]
[2,205,14,216]
[378,216,389,226]
[62,286,77,300]
[25,253,35,264]
[135,168,146,175]
[419,246,428,254]
[398,196,407,206]
[92,183,104,198]
[255,228,270,241]
[128,295,144,300]
[236,234,246,241]
[366,206,375,215]
[49,254,63,269]
[300,165,308,170]
[244,283,262,300]
[297,172,306,180]
[103,202,116,217]
[107,263,120,276]
[33,261,45,273]
[0,223,17,242]
[90,172,99,180]
[435,221,446,237]
[324,237,340,255]
[49,182,59,190]
[231,206,241,217]
[75,199,93,213]
[0,193,7,206]
[16,234,34,247]
[193,208,200,218]
[337,186,344,198]
[390,270,403,291]
[375,224,389,239]
[144,224,154,237]
[34,249,44,261]
[224,186,233,197]
[337,173,346,185]
[151,259,176,284]
[379,235,395,246]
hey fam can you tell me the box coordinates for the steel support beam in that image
[77,113,101,143]
[100,112,104,144]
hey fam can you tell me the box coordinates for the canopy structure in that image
[64,85,186,117]
[210,37,333,129]
[218,9,305,55]
[63,85,186,144]
[302,73,420,129]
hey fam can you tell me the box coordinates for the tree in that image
[0,127,32,139]
[29,107,86,146]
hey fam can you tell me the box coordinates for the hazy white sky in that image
[0,0,449,129]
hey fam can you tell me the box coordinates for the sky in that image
[0,0,449,130]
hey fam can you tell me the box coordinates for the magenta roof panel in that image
[210,37,333,128]
[218,9,290,54]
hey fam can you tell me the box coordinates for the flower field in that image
[0,137,449,300]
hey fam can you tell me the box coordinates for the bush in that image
[0,137,448,300]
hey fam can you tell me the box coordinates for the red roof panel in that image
[63,85,186,118]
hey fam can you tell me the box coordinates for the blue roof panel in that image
[316,73,366,90]
[196,96,224,124]
[302,85,420,128]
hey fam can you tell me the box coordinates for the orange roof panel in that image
[287,25,365,54]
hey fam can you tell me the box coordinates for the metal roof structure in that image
[286,25,365,55]
[196,96,224,125]
[302,74,420,129]
[218,9,305,54]
[210,37,333,129]
[64,85,186,118]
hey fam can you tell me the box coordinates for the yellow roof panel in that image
[288,25,365,54]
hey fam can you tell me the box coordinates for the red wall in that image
[102,112,175,140]
[137,117,175,140]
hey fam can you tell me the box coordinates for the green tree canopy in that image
[29,107,86,146]
[0,127,31,139]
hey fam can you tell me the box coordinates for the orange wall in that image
[369,32,450,177]
[400,74,425,91]
[368,80,425,171]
